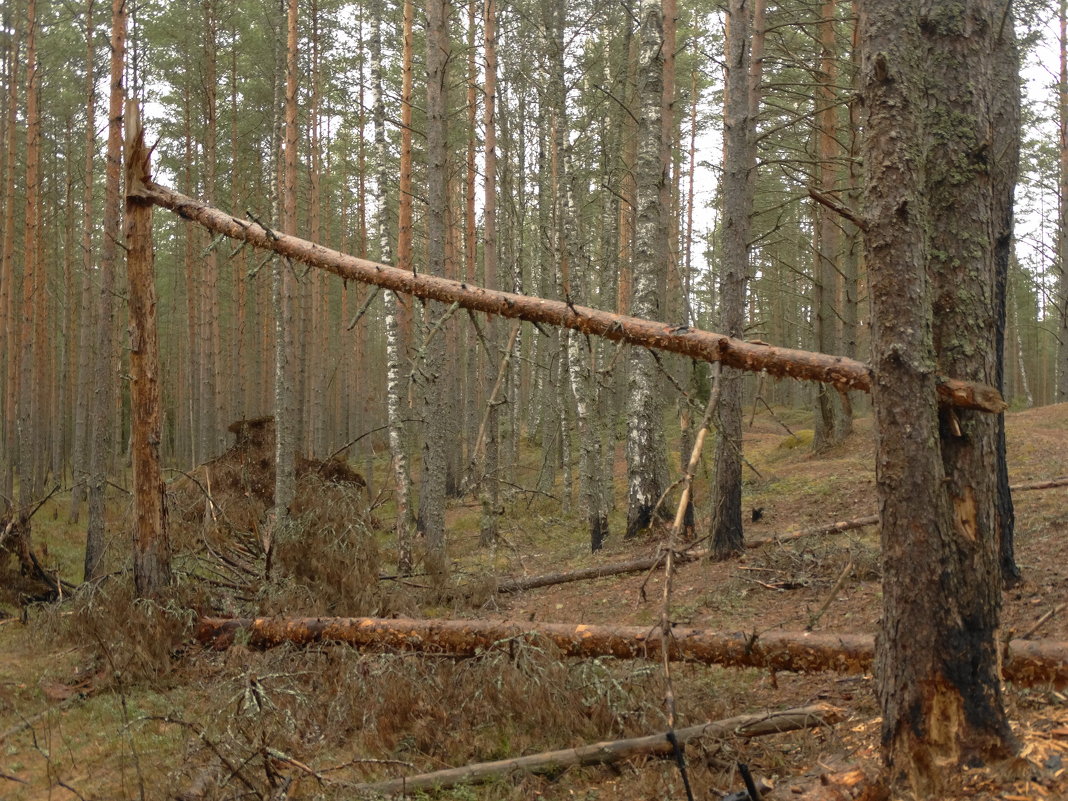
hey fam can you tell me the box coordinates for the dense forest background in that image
[0,0,1065,540]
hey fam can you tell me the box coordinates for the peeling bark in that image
[124,102,171,598]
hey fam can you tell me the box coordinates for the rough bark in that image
[85,0,125,582]
[195,615,1068,689]
[350,704,842,796]
[69,0,97,525]
[860,0,1015,789]
[992,22,1022,586]
[200,0,221,457]
[812,0,848,452]
[1059,0,1068,402]
[624,0,669,540]
[0,4,19,505]
[17,0,40,509]
[125,103,171,598]
[419,0,451,570]
[140,180,1006,414]
[270,0,299,546]
[709,0,758,558]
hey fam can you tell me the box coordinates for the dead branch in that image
[141,181,1006,413]
[195,615,1068,687]
[1010,476,1068,492]
[349,704,842,796]
[490,515,881,596]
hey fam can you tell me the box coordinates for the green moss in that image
[777,429,814,450]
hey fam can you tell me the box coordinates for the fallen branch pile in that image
[196,616,1068,688]
[350,703,841,796]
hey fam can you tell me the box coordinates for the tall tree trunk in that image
[992,21,1022,586]
[201,0,221,456]
[85,0,125,582]
[1058,0,1068,402]
[709,0,758,558]
[125,102,171,598]
[18,0,40,514]
[860,0,1016,791]
[0,4,20,506]
[388,0,416,573]
[624,0,669,539]
[419,0,451,571]
[812,0,848,451]
[70,0,97,525]
[479,0,502,546]
[270,0,299,556]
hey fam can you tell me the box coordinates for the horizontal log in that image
[143,182,1005,413]
[195,616,1068,687]
[350,703,842,796]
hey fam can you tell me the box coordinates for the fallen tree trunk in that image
[195,616,1068,687]
[490,515,881,595]
[349,703,842,796]
[1011,476,1068,492]
[142,181,1004,413]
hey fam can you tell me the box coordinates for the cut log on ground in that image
[486,515,881,596]
[195,616,1068,688]
[350,703,842,796]
[141,181,1005,413]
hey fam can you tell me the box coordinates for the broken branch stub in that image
[142,182,1005,413]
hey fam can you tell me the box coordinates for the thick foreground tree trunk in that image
[139,182,1005,413]
[195,616,1068,688]
[859,0,1016,790]
[351,704,841,796]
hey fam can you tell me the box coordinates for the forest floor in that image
[2,402,1068,800]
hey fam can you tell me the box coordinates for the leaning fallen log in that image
[141,180,1005,413]
[195,616,1068,688]
[349,703,842,797]
[490,515,881,595]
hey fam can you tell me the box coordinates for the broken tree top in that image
[139,180,1006,414]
